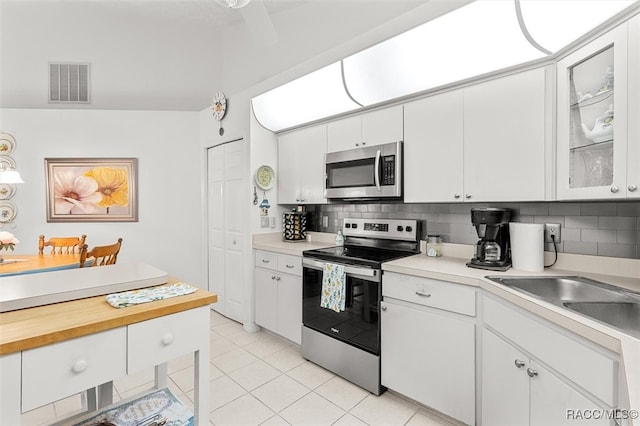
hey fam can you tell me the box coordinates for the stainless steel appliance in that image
[324,141,402,200]
[466,207,512,271]
[302,218,421,395]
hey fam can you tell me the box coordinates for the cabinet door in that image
[361,105,403,146]
[298,125,328,204]
[278,130,303,204]
[404,91,464,202]
[254,268,278,333]
[529,360,609,426]
[482,329,529,426]
[381,301,475,425]
[277,274,302,345]
[628,16,640,198]
[327,115,361,152]
[557,24,628,200]
[464,68,547,201]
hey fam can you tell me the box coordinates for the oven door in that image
[302,258,381,355]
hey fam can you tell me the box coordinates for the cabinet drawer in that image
[255,250,278,271]
[484,295,617,406]
[383,272,476,316]
[22,328,126,412]
[278,254,302,276]
[128,307,209,373]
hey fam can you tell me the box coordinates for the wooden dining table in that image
[0,254,82,277]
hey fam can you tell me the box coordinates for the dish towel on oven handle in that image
[320,262,346,312]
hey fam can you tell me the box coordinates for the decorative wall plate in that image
[0,133,16,155]
[255,165,275,190]
[0,184,16,200]
[0,201,17,223]
[0,155,16,170]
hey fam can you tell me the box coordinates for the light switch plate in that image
[260,216,269,228]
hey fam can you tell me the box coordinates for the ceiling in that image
[0,0,442,111]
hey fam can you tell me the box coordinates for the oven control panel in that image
[343,218,419,241]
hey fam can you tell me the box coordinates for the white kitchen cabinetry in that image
[404,67,548,202]
[557,21,639,199]
[254,250,302,344]
[482,295,618,426]
[381,272,476,425]
[404,90,464,202]
[327,105,403,152]
[278,125,327,204]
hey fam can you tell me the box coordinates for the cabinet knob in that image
[362,142,366,146]
[514,359,525,368]
[161,333,174,346]
[271,275,276,280]
[629,184,638,192]
[527,368,538,378]
[465,193,472,199]
[276,276,281,281]
[381,305,387,311]
[355,143,360,147]
[454,193,461,199]
[72,359,88,374]
[610,185,619,193]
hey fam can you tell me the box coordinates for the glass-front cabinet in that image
[557,23,637,199]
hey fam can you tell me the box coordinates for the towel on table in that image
[106,282,198,308]
[320,263,346,312]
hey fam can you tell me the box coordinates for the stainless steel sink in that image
[486,275,640,339]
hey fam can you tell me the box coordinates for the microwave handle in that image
[374,149,381,191]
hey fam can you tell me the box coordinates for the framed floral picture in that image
[45,158,138,222]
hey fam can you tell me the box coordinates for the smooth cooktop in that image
[303,245,416,267]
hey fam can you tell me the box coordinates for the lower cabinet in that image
[381,272,476,425]
[482,295,618,426]
[254,250,302,344]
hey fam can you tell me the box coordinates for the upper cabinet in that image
[405,67,549,203]
[557,20,639,200]
[327,105,403,152]
[278,125,328,204]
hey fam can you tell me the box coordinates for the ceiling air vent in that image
[49,63,90,103]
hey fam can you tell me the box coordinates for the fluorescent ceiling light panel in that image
[519,0,637,53]
[252,62,360,132]
[342,1,545,106]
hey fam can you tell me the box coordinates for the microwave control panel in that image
[382,155,395,185]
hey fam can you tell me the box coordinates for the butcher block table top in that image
[0,254,82,277]
[0,279,217,355]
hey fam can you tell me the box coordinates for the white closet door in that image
[207,140,246,323]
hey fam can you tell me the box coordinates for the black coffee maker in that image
[467,207,512,271]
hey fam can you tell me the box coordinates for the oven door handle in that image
[302,258,379,282]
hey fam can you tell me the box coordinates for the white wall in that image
[0,108,203,285]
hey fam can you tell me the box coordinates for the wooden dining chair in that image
[79,238,123,268]
[38,234,87,255]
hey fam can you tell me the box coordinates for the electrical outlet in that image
[544,223,561,243]
[322,215,329,228]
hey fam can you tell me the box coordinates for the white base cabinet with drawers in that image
[254,250,303,344]
[381,272,477,425]
[482,295,619,426]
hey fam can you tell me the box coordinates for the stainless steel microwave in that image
[324,141,402,200]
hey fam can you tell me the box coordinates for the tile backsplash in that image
[305,201,640,259]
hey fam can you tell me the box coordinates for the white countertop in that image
[252,234,640,418]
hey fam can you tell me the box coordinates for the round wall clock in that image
[255,165,275,190]
[212,92,227,121]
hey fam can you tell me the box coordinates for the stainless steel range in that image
[301,218,421,395]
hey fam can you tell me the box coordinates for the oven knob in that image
[406,226,413,232]
[352,224,358,229]
[345,223,351,228]
[396,225,404,232]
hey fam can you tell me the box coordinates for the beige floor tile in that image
[228,359,281,391]
[168,353,195,374]
[315,376,369,411]
[208,375,247,411]
[252,374,310,412]
[113,367,154,395]
[210,393,274,426]
[170,365,195,393]
[406,409,459,426]
[210,310,234,327]
[210,362,226,380]
[262,345,306,372]
[212,320,245,338]
[286,361,335,390]
[259,414,291,426]
[332,413,369,426]
[280,392,345,426]
[212,347,259,374]
[350,392,418,426]
[226,327,267,346]
[243,334,289,358]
